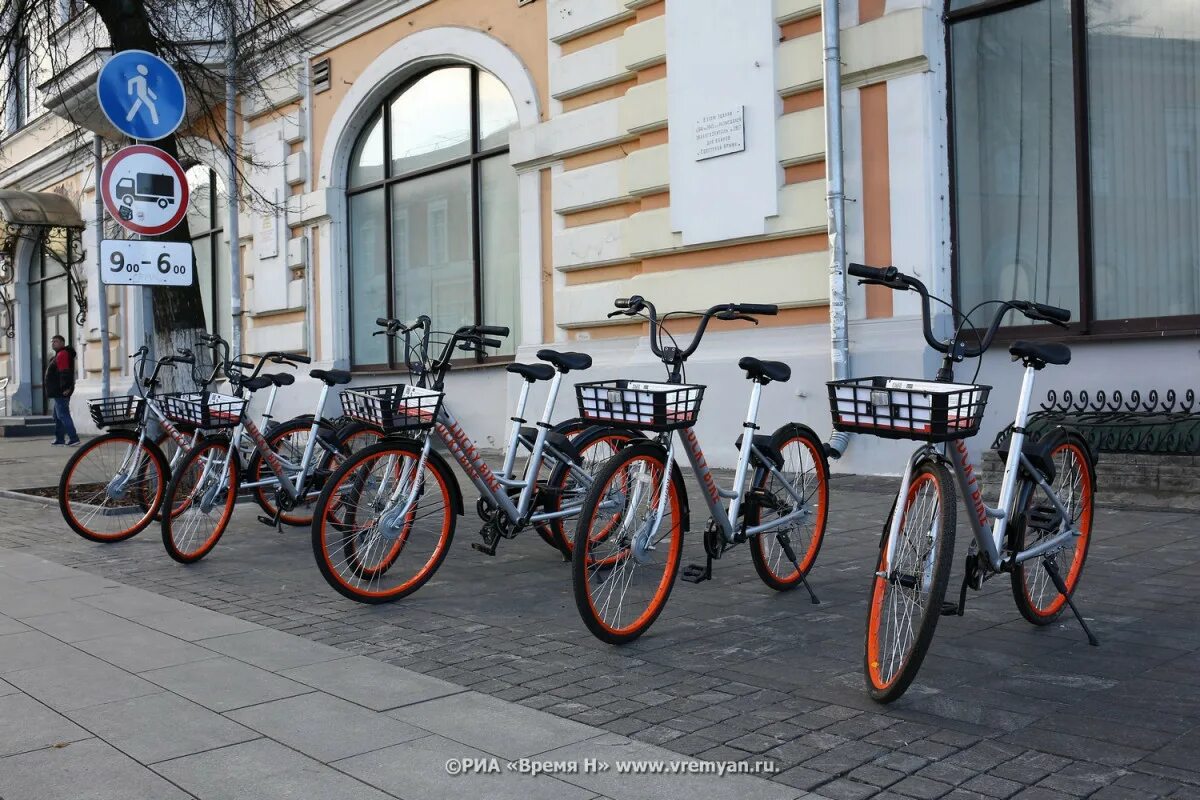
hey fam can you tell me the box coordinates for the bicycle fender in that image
[641,440,691,533]
[422,446,465,517]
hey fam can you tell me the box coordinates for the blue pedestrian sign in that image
[96,50,186,141]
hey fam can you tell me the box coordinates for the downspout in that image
[823,0,852,459]
[94,134,110,399]
[226,15,243,358]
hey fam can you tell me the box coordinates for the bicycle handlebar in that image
[847,262,1071,360]
[610,296,776,373]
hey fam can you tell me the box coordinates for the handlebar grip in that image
[375,317,393,328]
[848,263,888,280]
[232,360,255,370]
[289,353,312,364]
[734,303,778,316]
[479,337,503,349]
[614,298,631,309]
[475,325,510,337]
[1032,302,1071,323]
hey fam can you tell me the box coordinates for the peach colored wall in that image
[309,0,549,181]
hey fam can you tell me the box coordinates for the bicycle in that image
[834,263,1098,703]
[158,359,366,563]
[570,297,830,644]
[57,345,213,542]
[309,319,638,603]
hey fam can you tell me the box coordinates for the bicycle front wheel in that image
[161,437,240,563]
[747,423,830,591]
[1010,433,1095,625]
[865,458,956,703]
[311,440,456,604]
[571,442,684,645]
[59,431,167,543]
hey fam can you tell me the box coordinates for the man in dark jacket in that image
[46,334,79,446]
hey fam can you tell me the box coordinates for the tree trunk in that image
[87,0,216,392]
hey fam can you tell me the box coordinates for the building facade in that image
[0,0,1195,474]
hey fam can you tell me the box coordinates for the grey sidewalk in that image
[0,546,805,800]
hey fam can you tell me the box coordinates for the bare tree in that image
[0,0,307,388]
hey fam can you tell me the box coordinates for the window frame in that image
[944,0,1200,340]
[346,65,516,370]
[5,36,30,135]
[187,166,226,338]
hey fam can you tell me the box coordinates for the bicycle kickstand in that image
[1043,560,1099,647]
[680,555,712,584]
[776,533,819,604]
[257,508,284,532]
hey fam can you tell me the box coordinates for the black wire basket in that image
[160,392,247,430]
[340,384,444,432]
[87,396,145,429]
[576,379,705,432]
[827,377,991,443]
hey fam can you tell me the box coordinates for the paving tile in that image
[388,690,600,759]
[20,606,143,643]
[154,737,394,800]
[69,691,259,764]
[228,691,425,762]
[140,656,311,712]
[0,693,91,756]
[0,737,192,800]
[198,627,348,671]
[0,585,82,619]
[74,625,222,673]
[0,614,29,636]
[333,734,594,800]
[281,655,462,711]
[5,654,161,712]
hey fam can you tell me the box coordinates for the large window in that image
[29,239,75,414]
[4,37,30,134]
[949,0,1200,334]
[186,165,232,344]
[347,65,520,368]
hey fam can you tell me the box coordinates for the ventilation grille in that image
[312,58,331,94]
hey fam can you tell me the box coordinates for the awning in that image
[0,190,84,229]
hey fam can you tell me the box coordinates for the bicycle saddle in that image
[536,349,592,373]
[310,368,352,386]
[1009,341,1071,367]
[266,373,295,387]
[506,363,555,383]
[738,356,791,384]
[238,376,274,392]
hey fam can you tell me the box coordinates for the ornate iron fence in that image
[992,389,1200,456]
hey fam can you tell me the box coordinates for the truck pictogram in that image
[116,172,176,209]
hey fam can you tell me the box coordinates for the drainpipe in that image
[94,134,111,399]
[822,0,852,459]
[226,16,243,358]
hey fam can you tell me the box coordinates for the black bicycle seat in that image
[738,356,791,384]
[506,363,556,383]
[267,373,295,387]
[536,350,592,373]
[310,368,352,386]
[1010,341,1071,367]
[239,376,274,392]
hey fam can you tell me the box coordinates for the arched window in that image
[347,65,520,367]
[186,165,232,344]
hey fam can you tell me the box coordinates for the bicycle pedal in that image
[471,541,498,556]
[680,563,711,583]
[940,601,960,617]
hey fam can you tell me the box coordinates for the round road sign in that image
[96,50,187,141]
[101,144,190,236]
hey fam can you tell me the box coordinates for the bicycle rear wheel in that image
[1010,433,1095,625]
[311,440,456,603]
[161,437,240,563]
[747,423,830,591]
[865,458,956,703]
[571,442,684,644]
[545,426,638,556]
[59,432,167,543]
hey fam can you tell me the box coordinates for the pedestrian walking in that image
[46,334,79,446]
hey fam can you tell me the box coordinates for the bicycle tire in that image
[59,431,168,543]
[864,457,956,703]
[161,436,240,564]
[544,426,639,557]
[571,441,685,645]
[746,423,830,591]
[248,418,369,527]
[1009,432,1095,625]
[311,439,457,604]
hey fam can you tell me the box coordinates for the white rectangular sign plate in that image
[100,240,194,287]
[694,106,746,161]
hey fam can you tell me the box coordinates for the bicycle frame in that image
[883,363,1085,576]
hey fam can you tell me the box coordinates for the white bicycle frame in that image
[882,363,1084,577]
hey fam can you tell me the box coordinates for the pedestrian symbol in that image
[96,50,186,141]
